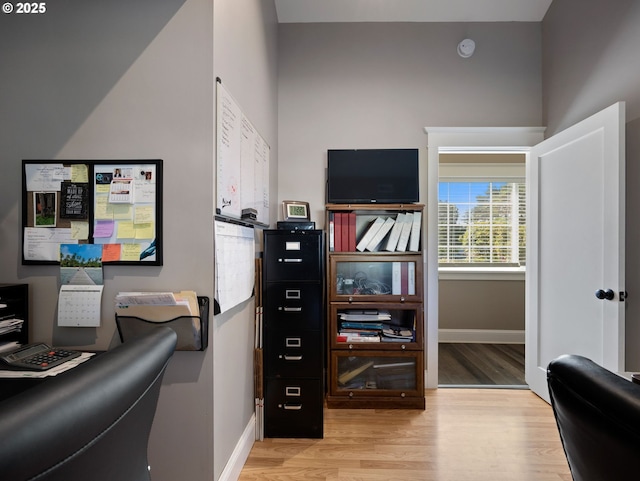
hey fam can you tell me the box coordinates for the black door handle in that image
[595,289,615,300]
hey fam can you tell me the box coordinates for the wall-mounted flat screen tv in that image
[327,148,419,203]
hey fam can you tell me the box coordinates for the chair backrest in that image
[0,327,177,481]
[547,354,640,481]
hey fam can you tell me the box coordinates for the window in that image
[438,181,526,266]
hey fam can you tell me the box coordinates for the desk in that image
[0,352,96,402]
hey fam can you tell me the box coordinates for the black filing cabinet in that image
[262,229,324,438]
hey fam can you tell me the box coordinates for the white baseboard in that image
[218,413,256,481]
[438,329,524,344]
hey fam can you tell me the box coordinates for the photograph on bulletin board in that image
[21,159,163,266]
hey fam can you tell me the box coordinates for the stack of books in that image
[337,310,415,343]
[336,309,391,343]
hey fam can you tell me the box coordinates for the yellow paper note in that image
[134,205,154,224]
[117,221,135,239]
[94,196,113,220]
[70,221,89,240]
[112,204,132,220]
[121,243,141,261]
[71,164,89,183]
[96,184,110,194]
[135,222,154,239]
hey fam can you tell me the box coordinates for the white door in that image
[526,102,626,402]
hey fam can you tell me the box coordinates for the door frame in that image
[423,127,546,389]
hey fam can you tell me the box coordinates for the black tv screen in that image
[327,149,419,203]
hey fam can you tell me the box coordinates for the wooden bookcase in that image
[325,204,425,409]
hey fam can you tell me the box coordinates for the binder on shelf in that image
[347,212,356,251]
[408,211,422,252]
[334,213,343,252]
[341,212,349,252]
[395,212,413,251]
[365,217,395,251]
[115,296,210,351]
[356,217,385,252]
[328,212,335,252]
[384,213,405,251]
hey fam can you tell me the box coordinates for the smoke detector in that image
[457,39,476,58]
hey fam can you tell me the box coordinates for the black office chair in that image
[547,354,640,481]
[0,327,177,481]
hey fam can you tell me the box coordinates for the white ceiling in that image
[274,0,553,23]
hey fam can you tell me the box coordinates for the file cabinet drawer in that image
[264,379,323,438]
[264,330,323,378]
[263,283,322,330]
[263,231,322,281]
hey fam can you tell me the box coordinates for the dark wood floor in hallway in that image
[439,343,526,386]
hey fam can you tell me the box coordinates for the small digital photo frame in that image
[282,200,310,221]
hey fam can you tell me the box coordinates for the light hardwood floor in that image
[239,389,572,481]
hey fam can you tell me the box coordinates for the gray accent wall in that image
[213,1,279,480]
[542,0,640,370]
[278,22,542,345]
[278,22,542,224]
[439,279,525,332]
[0,1,278,480]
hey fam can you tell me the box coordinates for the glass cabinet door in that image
[329,255,422,302]
[331,351,423,398]
[329,302,423,350]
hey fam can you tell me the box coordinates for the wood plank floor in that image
[239,389,571,481]
[439,343,526,386]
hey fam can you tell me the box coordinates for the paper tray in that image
[115,296,209,351]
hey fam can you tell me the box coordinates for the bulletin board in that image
[22,159,163,266]
[216,78,270,226]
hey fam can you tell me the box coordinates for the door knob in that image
[595,289,615,300]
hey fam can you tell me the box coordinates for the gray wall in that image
[542,0,640,370]
[213,1,278,479]
[0,1,278,479]
[439,280,525,332]
[542,0,640,135]
[278,22,542,223]
[278,22,541,341]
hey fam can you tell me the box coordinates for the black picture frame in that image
[22,159,163,266]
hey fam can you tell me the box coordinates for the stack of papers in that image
[0,318,23,336]
[115,291,199,321]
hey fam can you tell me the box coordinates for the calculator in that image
[0,343,81,370]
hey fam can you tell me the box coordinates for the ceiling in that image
[274,0,553,23]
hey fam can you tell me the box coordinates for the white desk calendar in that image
[57,285,104,327]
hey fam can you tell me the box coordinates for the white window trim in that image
[438,265,526,281]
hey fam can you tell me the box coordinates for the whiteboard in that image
[216,80,270,225]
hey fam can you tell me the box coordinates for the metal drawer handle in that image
[284,355,303,361]
[283,403,302,411]
[282,258,303,263]
[285,386,301,396]
[283,307,302,312]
